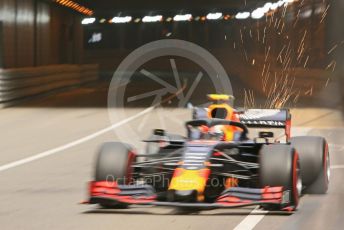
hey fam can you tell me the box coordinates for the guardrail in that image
[0,64,99,107]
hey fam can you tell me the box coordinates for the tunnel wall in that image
[0,0,83,69]
[0,64,99,107]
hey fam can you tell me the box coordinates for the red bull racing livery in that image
[83,95,330,212]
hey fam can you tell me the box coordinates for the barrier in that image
[0,64,98,106]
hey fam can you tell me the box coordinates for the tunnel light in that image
[206,12,223,20]
[111,16,132,23]
[263,2,273,12]
[268,0,295,11]
[88,33,102,43]
[81,18,96,25]
[55,0,93,16]
[134,18,141,23]
[300,9,312,18]
[223,15,231,20]
[173,14,192,21]
[235,12,250,19]
[277,0,285,7]
[270,3,279,10]
[233,0,298,21]
[251,8,266,19]
[142,15,163,22]
[315,5,326,15]
[282,0,296,6]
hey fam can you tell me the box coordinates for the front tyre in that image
[259,144,301,210]
[94,142,136,208]
[291,136,330,194]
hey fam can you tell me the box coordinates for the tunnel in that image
[0,0,343,229]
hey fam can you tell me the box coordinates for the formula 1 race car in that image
[84,94,330,211]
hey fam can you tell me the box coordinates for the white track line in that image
[233,206,268,230]
[331,165,344,169]
[0,106,154,172]
[233,164,344,229]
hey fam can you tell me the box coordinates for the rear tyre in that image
[291,136,329,194]
[95,142,136,208]
[259,144,301,210]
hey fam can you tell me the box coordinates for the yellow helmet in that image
[207,94,235,104]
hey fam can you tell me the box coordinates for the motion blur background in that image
[0,0,343,229]
[0,0,342,109]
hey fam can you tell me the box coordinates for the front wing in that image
[85,181,294,211]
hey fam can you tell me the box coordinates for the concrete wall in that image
[0,0,83,68]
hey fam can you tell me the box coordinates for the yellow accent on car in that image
[207,94,234,101]
[169,168,209,201]
[207,103,234,120]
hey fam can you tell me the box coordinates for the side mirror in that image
[153,129,165,136]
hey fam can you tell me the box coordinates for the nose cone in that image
[168,168,210,202]
[167,189,198,202]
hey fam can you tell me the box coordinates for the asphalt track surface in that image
[0,80,344,230]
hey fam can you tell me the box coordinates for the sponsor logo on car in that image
[241,120,285,127]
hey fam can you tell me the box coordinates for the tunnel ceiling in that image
[74,0,269,17]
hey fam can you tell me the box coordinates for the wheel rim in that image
[326,151,330,183]
[296,161,302,196]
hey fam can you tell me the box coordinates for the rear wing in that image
[238,109,291,142]
[238,109,291,127]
